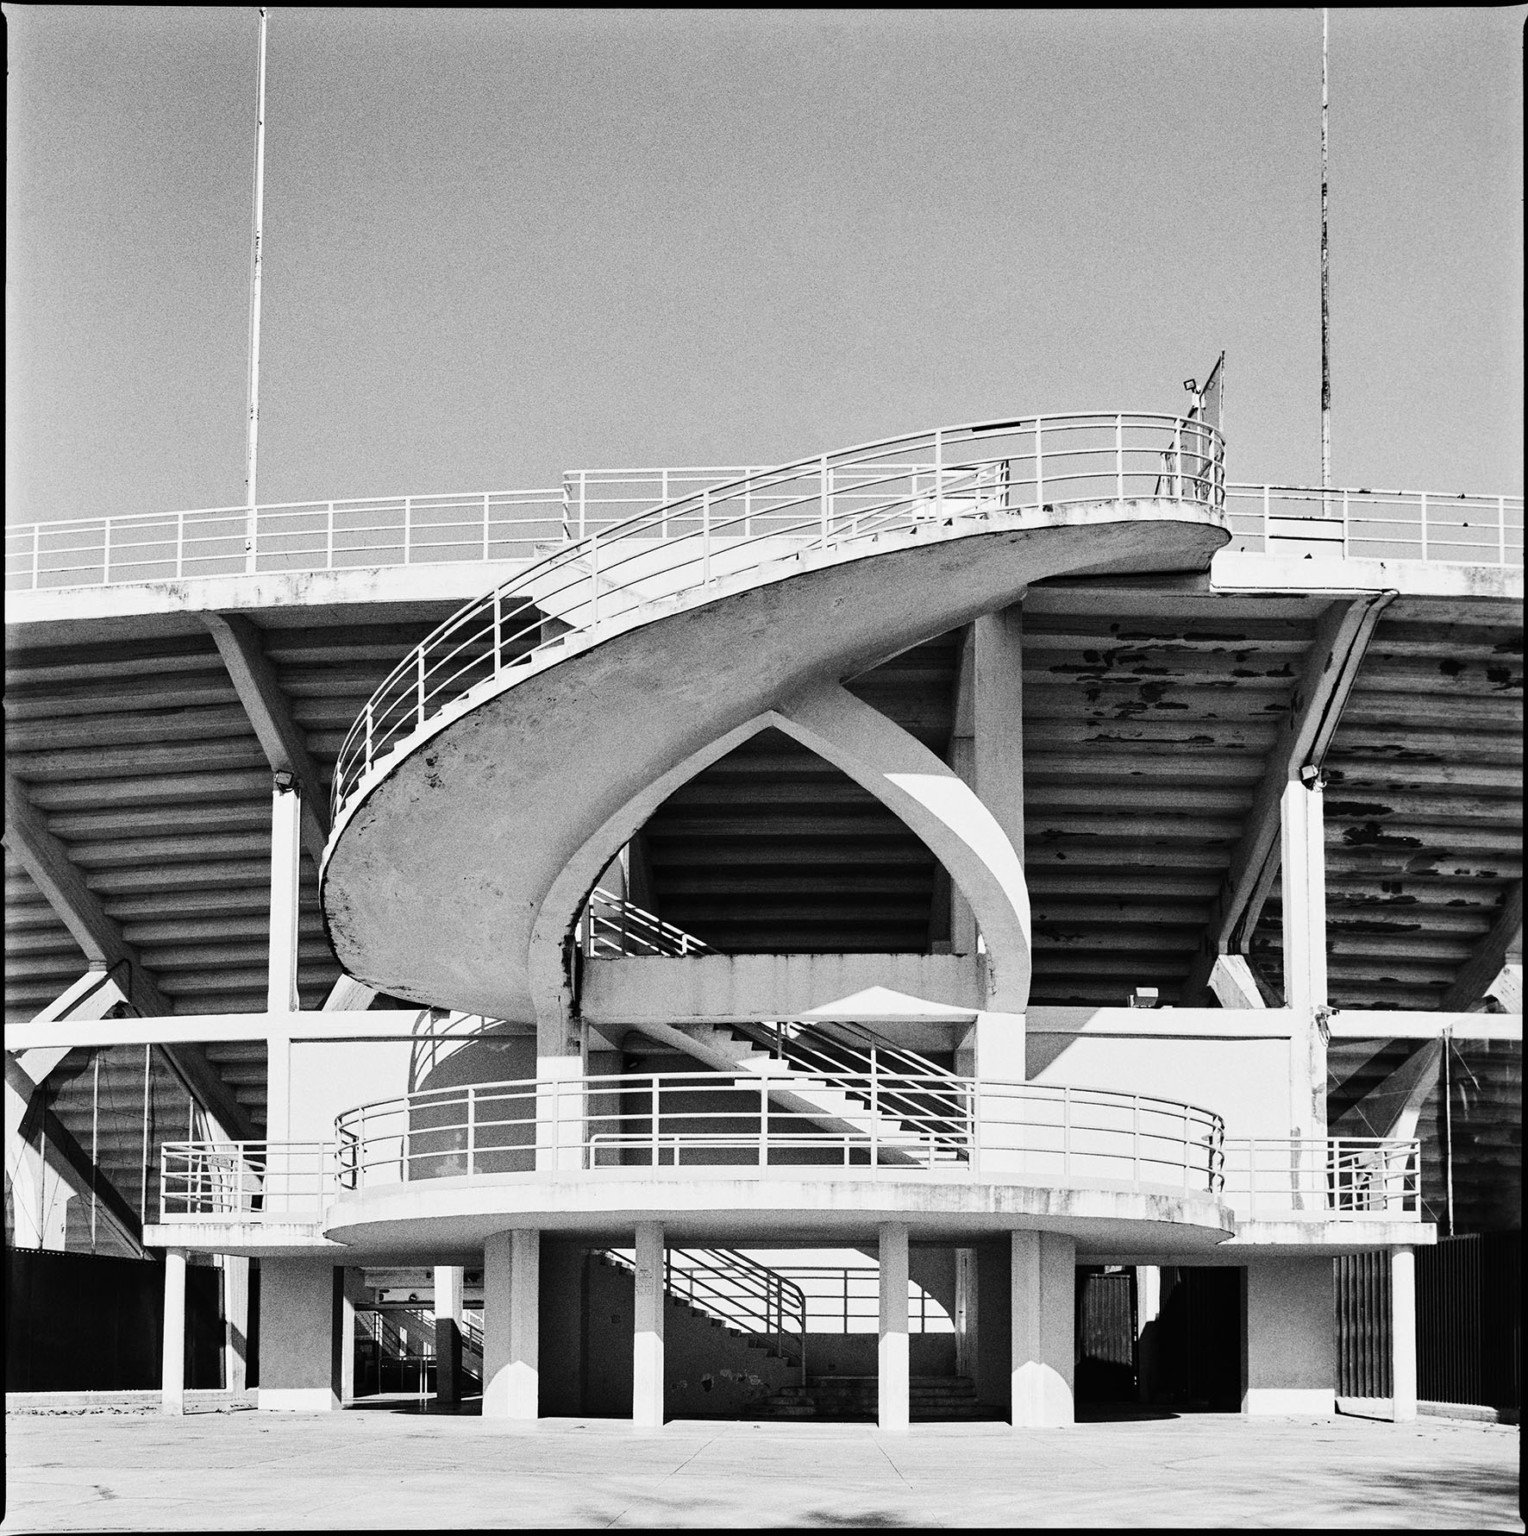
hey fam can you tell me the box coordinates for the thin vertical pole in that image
[244,8,269,569]
[1321,8,1331,503]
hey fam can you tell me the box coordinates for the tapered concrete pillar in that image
[1391,1247,1417,1423]
[434,1264,465,1405]
[221,1255,249,1394]
[267,773,302,1015]
[257,1259,343,1410]
[483,1230,539,1419]
[162,1247,187,1415]
[1011,1231,1075,1427]
[878,1222,910,1433]
[633,1222,665,1429]
[1243,1258,1336,1416]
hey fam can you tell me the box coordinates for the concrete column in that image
[267,774,302,1015]
[1391,1246,1417,1423]
[257,1259,342,1411]
[221,1254,250,1394]
[1134,1265,1162,1404]
[162,1247,187,1415]
[954,1247,979,1380]
[483,1230,539,1419]
[1010,1231,1075,1427]
[878,1222,910,1433]
[534,1055,585,1173]
[1243,1258,1336,1416]
[434,1264,465,1405]
[337,1268,360,1405]
[633,1221,665,1429]
[1280,777,1328,1145]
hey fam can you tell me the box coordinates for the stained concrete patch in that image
[1,1411,1521,1531]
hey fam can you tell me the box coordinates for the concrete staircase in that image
[752,1375,994,1422]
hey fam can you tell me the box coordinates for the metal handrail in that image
[10,472,1517,595]
[327,411,1225,819]
[1222,484,1523,565]
[1221,1136,1422,1219]
[603,1244,808,1381]
[325,1070,1224,1194]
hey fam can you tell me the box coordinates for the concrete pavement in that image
[2,1408,1520,1530]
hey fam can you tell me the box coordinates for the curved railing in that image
[328,1071,1225,1195]
[326,412,1224,822]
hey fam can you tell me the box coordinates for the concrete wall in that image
[974,1240,1012,1408]
[538,1240,584,1417]
[257,1259,342,1410]
[1028,1033,1295,1138]
[1244,1259,1336,1415]
[286,1040,416,1143]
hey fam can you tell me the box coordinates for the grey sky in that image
[6,7,1522,526]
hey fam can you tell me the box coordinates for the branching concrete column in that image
[878,1222,911,1433]
[162,1247,187,1415]
[633,1221,665,1429]
[434,1264,465,1405]
[268,773,302,1015]
[1011,1231,1075,1427]
[1391,1246,1417,1423]
[777,683,1030,1007]
[1281,776,1328,1173]
[483,1230,539,1420]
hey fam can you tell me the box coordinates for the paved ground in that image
[2,1407,1520,1530]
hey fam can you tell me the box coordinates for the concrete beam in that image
[203,612,329,865]
[1182,593,1393,1002]
[581,952,980,1026]
[1437,882,1522,1013]
[4,770,253,1140]
[1329,1038,1442,1140]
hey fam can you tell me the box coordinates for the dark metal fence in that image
[1336,1234,1521,1411]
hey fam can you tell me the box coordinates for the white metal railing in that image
[1222,485,1523,566]
[1221,1137,1422,1220]
[11,471,1518,597]
[770,1263,954,1335]
[159,1140,331,1221]
[326,1071,1223,1194]
[581,887,714,958]
[329,412,1223,818]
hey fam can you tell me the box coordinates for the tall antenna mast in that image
[245,7,269,570]
[1320,8,1331,495]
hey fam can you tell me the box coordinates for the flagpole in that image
[1320,7,1330,502]
[245,7,268,572]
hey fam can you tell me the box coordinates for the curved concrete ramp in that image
[322,501,1227,1019]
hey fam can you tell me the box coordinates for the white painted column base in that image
[258,1388,342,1413]
[633,1221,665,1429]
[1011,1231,1075,1427]
[878,1222,910,1433]
[483,1230,540,1420]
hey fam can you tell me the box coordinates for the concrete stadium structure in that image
[5,387,1522,1429]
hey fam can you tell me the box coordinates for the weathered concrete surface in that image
[322,505,1226,1022]
[3,1408,1519,1530]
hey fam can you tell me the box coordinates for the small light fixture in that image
[1129,986,1160,1009]
[1299,764,1324,788]
[1183,379,1198,394]
[273,768,297,793]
